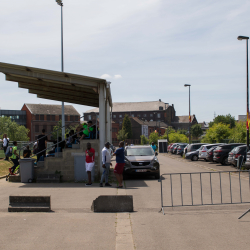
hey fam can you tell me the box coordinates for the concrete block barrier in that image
[8,196,51,212]
[91,195,133,212]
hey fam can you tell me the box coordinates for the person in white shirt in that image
[100,142,112,187]
[1,134,9,160]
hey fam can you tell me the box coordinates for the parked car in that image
[186,143,208,153]
[173,143,187,154]
[177,144,188,156]
[169,143,180,154]
[206,146,219,162]
[213,143,245,165]
[244,150,250,169]
[185,145,205,161]
[228,147,238,166]
[199,144,224,161]
[167,143,174,152]
[123,145,160,179]
[183,144,189,155]
[232,145,247,167]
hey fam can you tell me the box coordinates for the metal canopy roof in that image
[0,62,112,108]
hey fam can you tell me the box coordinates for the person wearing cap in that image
[100,142,112,187]
[80,121,94,140]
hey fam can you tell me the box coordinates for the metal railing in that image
[159,170,250,215]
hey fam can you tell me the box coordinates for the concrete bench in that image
[91,195,133,212]
[8,196,51,212]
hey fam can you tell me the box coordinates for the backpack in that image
[5,146,13,157]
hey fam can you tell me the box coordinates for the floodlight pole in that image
[184,84,191,144]
[56,0,65,140]
[238,36,249,151]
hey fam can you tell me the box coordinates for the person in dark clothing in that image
[1,134,9,160]
[23,145,31,158]
[37,129,48,162]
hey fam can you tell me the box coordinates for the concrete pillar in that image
[99,83,106,173]
[106,100,111,143]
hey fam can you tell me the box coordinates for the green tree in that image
[0,116,29,141]
[149,131,159,145]
[209,114,236,129]
[177,129,188,136]
[229,121,246,143]
[191,124,203,138]
[140,135,149,145]
[168,133,188,143]
[122,114,132,139]
[116,129,128,141]
[201,123,231,143]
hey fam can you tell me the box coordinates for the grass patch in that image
[0,159,12,176]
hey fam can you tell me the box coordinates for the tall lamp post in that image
[237,36,249,151]
[184,84,191,144]
[55,0,65,140]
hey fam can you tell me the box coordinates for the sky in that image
[0,0,250,123]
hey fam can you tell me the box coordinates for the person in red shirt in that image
[85,142,95,186]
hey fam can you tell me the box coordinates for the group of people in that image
[84,141,125,188]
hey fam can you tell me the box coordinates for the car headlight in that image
[151,157,159,164]
[125,159,130,166]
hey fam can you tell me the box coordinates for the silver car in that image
[124,146,160,179]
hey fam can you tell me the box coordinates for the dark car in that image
[232,145,247,167]
[186,143,208,153]
[206,146,219,162]
[123,146,160,179]
[185,145,204,161]
[213,143,245,165]
[177,144,188,156]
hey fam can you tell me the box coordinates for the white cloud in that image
[100,74,122,79]
[100,74,112,79]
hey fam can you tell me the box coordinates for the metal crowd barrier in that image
[159,171,250,215]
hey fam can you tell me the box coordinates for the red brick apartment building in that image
[22,104,80,141]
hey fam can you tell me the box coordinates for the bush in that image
[140,135,149,145]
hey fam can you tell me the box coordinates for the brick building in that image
[22,104,80,141]
[84,100,198,141]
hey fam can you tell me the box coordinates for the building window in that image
[88,115,91,120]
[150,114,153,117]
[157,113,161,118]
[119,115,122,118]
[47,115,50,121]
[52,115,55,121]
[65,115,68,121]
[59,115,62,120]
[149,129,151,133]
[112,128,117,132]
[51,125,54,132]
[35,115,39,120]
[74,116,78,121]
[143,114,147,117]
[137,114,141,117]
[113,115,116,118]
[131,114,134,117]
[70,115,74,121]
[40,115,44,121]
[35,125,39,133]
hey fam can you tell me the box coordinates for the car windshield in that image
[125,147,154,156]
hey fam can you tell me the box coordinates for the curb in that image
[0,175,7,179]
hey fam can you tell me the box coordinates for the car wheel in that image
[192,155,198,161]
[221,157,229,165]
[154,172,160,180]
[204,159,207,162]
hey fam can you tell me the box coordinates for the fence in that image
[159,170,250,215]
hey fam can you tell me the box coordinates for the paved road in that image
[0,154,250,250]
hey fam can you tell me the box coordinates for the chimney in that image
[172,104,174,108]
[159,99,161,102]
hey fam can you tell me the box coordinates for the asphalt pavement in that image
[0,154,250,250]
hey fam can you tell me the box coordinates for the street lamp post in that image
[55,0,65,140]
[184,84,191,144]
[238,36,249,151]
